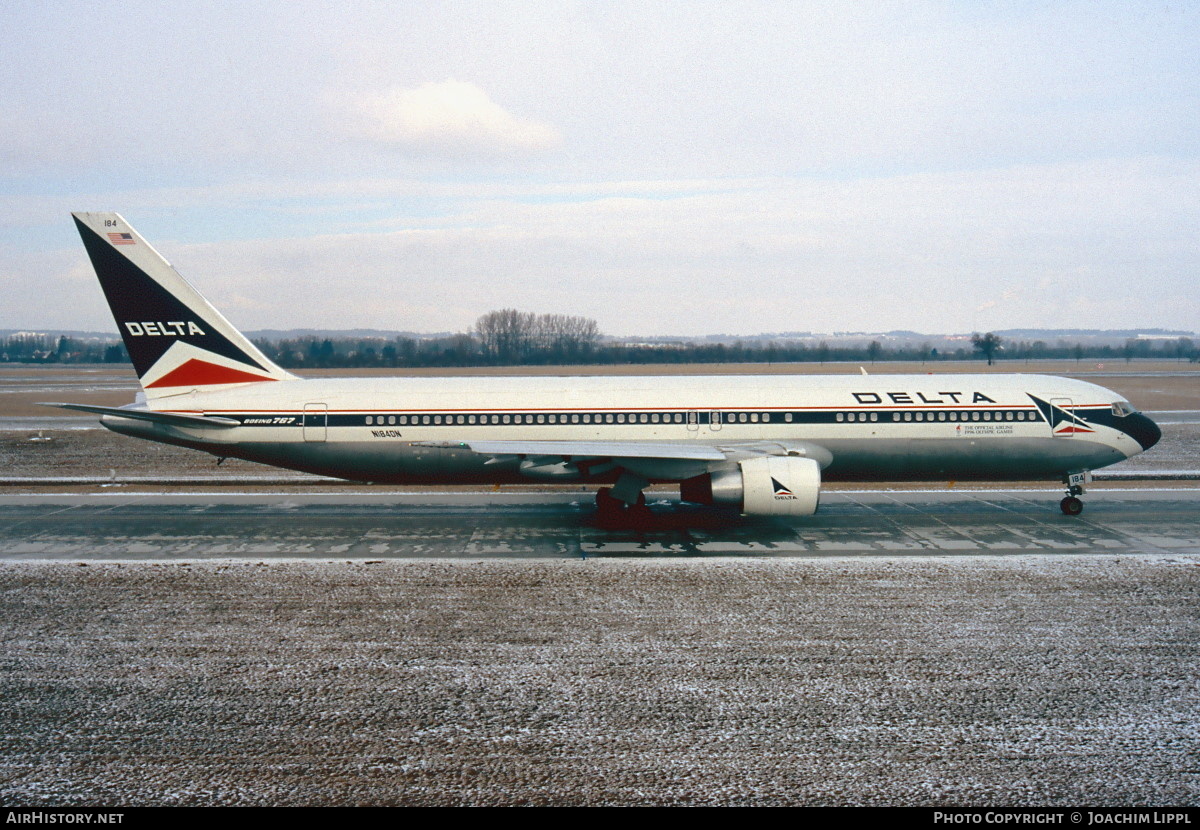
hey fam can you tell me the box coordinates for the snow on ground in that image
[2,556,1198,806]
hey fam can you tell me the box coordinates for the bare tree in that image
[970,332,1003,366]
[472,309,537,362]
[473,309,602,363]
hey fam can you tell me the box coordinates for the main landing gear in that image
[594,471,654,526]
[1060,471,1090,516]
[595,487,653,524]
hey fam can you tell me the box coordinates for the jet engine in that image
[680,456,821,515]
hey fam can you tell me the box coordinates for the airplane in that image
[45,212,1161,520]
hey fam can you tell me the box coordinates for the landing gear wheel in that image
[595,487,622,516]
[594,487,653,526]
[1060,496,1083,516]
[626,496,653,527]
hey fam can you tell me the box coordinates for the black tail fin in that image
[72,212,296,397]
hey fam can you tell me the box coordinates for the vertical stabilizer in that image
[72,212,297,397]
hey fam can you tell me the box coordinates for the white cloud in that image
[345,81,562,157]
[15,157,1198,336]
[86,159,1180,337]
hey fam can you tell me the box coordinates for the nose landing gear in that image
[1060,471,1091,515]
[1060,494,1084,515]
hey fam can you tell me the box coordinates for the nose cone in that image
[1125,413,1162,452]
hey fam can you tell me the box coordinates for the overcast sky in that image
[2,1,1197,336]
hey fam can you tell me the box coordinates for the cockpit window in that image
[1111,401,1137,417]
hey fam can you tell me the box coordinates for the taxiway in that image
[2,489,1198,559]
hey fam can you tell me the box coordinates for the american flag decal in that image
[107,232,135,245]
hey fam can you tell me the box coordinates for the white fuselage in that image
[102,372,1153,484]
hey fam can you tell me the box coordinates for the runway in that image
[3,489,1199,559]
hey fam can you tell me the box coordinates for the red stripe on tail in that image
[145,358,277,389]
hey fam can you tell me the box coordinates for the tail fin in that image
[72,212,296,397]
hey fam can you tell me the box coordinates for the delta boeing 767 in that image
[45,213,1161,519]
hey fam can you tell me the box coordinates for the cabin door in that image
[1050,398,1073,437]
[303,403,328,442]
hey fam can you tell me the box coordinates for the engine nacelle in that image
[680,456,821,515]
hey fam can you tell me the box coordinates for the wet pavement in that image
[2,490,1198,559]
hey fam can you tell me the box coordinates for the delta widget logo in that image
[772,478,797,500]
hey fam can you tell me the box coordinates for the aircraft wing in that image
[414,438,832,481]
[39,402,242,429]
[453,440,728,461]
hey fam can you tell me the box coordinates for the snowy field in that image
[2,556,1198,806]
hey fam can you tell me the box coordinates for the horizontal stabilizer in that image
[39,402,241,429]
